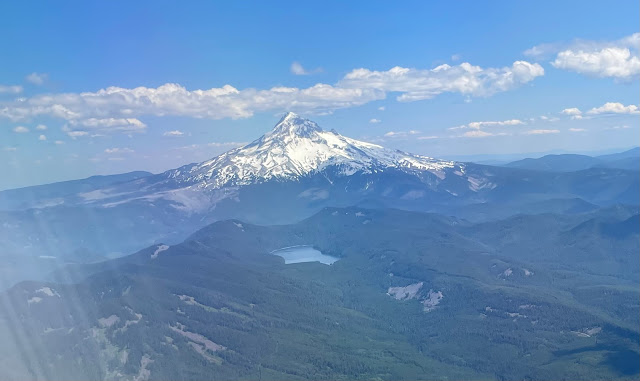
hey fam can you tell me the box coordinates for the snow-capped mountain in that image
[1,111,637,263]
[164,112,461,189]
[35,112,475,216]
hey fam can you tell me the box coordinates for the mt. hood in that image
[163,112,461,189]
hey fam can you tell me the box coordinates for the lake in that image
[270,245,340,265]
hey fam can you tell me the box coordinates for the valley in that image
[0,206,637,380]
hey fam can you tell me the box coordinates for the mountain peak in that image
[281,111,300,122]
[164,113,457,189]
[268,111,323,138]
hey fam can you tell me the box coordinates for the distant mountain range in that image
[0,113,637,288]
[0,171,152,210]
[504,147,639,172]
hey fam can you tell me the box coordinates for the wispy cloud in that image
[13,126,29,133]
[461,130,499,138]
[290,62,322,75]
[163,130,185,137]
[0,85,23,94]
[206,141,246,148]
[25,72,48,85]
[450,118,524,138]
[537,115,559,122]
[606,125,630,130]
[384,130,419,137]
[104,147,134,154]
[38,134,46,141]
[523,129,560,135]
[467,119,524,129]
[62,118,147,137]
[449,118,524,138]
[173,141,246,151]
[369,118,381,124]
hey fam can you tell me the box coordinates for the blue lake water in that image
[270,245,339,265]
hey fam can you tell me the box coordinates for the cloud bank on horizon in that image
[1,60,544,137]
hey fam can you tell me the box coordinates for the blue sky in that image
[1,0,639,189]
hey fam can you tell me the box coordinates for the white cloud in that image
[537,115,559,122]
[561,107,583,119]
[38,134,46,141]
[62,118,146,137]
[523,129,560,135]
[587,102,639,115]
[417,135,438,140]
[552,47,640,79]
[4,146,18,151]
[207,141,246,148]
[462,130,494,138]
[0,83,382,124]
[451,54,462,62]
[36,124,47,130]
[71,117,146,130]
[561,107,582,116]
[450,119,524,138]
[163,130,185,137]
[104,147,134,154]
[384,130,419,138]
[378,106,385,111]
[340,61,544,101]
[524,42,565,58]
[529,33,640,80]
[13,126,29,133]
[0,85,22,94]
[568,128,586,132]
[25,72,48,85]
[65,130,88,138]
[467,119,524,129]
[290,62,322,75]
[54,140,65,145]
[173,141,246,152]
[606,125,630,130]
[369,118,381,124]
[0,60,544,129]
